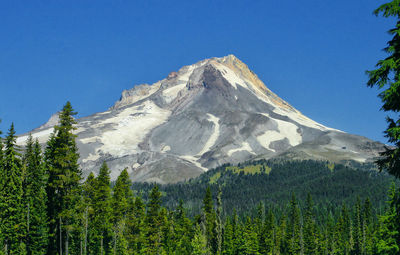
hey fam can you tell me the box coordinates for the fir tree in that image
[337,203,353,255]
[111,169,132,255]
[143,185,163,255]
[353,198,363,254]
[173,200,192,254]
[93,162,112,254]
[202,186,216,253]
[82,172,96,255]
[222,217,234,255]
[45,102,81,255]
[238,217,259,255]
[215,186,223,255]
[303,193,318,255]
[366,0,400,178]
[126,196,146,253]
[192,224,210,255]
[286,193,302,254]
[376,183,400,254]
[0,124,26,254]
[23,135,48,254]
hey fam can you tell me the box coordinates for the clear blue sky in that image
[0,0,395,143]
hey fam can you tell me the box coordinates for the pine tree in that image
[363,198,374,255]
[260,208,275,254]
[202,186,216,253]
[23,135,48,254]
[45,102,81,255]
[192,224,210,255]
[376,183,400,254]
[143,185,163,255]
[82,172,96,255]
[111,169,132,255]
[353,198,363,254]
[286,193,302,254]
[173,200,192,254]
[238,217,259,255]
[126,196,146,253]
[337,204,353,255]
[303,193,318,254]
[366,0,400,178]
[215,186,223,255]
[222,217,234,255]
[93,162,112,254]
[0,124,26,254]
[277,214,287,254]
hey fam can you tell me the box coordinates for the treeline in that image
[132,160,394,218]
[1,102,400,254]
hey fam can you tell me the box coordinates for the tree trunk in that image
[101,236,103,255]
[65,227,69,255]
[59,217,63,255]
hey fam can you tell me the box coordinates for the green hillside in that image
[132,159,395,218]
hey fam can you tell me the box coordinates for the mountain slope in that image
[17,55,385,183]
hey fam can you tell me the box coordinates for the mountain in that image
[16,55,385,183]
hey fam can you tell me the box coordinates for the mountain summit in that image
[17,55,385,183]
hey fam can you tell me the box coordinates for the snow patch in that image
[196,114,220,156]
[98,101,171,157]
[82,153,100,163]
[162,83,186,104]
[257,115,302,152]
[178,65,195,82]
[16,128,53,145]
[180,155,208,171]
[80,137,98,144]
[272,107,340,132]
[213,63,247,90]
[227,142,256,157]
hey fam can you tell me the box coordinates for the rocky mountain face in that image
[17,55,385,183]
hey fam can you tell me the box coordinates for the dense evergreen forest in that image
[132,160,395,219]
[1,99,400,254]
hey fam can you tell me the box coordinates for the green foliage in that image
[303,193,318,254]
[23,135,48,254]
[226,164,270,175]
[44,102,81,255]
[133,160,394,218]
[367,0,400,178]
[191,224,210,255]
[202,186,216,253]
[0,124,26,254]
[376,183,400,254]
[143,185,163,254]
[92,162,112,254]
[111,168,132,255]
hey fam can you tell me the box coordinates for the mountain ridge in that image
[16,55,385,183]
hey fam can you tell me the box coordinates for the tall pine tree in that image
[23,135,48,254]
[45,102,81,255]
[143,185,163,255]
[93,162,112,255]
[111,169,132,255]
[0,124,26,254]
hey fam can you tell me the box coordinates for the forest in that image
[0,101,400,255]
